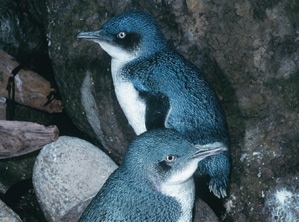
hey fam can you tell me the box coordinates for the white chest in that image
[111,58,147,135]
[160,178,195,222]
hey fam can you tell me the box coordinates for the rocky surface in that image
[0,0,298,221]
[193,198,219,222]
[33,136,118,221]
[0,199,22,222]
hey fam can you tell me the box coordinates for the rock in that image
[32,136,118,222]
[0,98,5,120]
[0,199,22,222]
[193,198,219,222]
[58,201,91,222]
[263,175,299,222]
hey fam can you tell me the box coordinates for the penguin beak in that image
[192,142,227,160]
[77,30,110,41]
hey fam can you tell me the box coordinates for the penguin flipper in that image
[139,91,170,130]
[197,149,230,198]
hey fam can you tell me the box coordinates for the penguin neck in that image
[111,57,132,80]
[160,178,195,222]
[110,57,147,135]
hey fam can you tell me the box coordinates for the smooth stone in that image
[0,199,22,222]
[33,136,118,222]
[193,198,219,222]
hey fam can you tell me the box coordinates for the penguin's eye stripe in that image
[165,155,177,162]
[117,32,126,38]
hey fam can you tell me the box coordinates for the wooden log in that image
[0,49,62,114]
[0,120,59,159]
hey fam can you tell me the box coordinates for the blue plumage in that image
[77,11,231,198]
[79,129,227,221]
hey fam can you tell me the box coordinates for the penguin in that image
[77,11,230,198]
[79,129,227,222]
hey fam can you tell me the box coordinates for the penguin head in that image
[77,11,168,62]
[123,129,227,191]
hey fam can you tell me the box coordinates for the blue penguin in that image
[79,129,227,222]
[77,11,230,198]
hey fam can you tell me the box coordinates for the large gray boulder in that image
[33,136,117,221]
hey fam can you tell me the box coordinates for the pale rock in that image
[33,136,118,221]
[0,199,22,222]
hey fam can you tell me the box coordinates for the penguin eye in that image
[117,32,126,39]
[165,155,177,163]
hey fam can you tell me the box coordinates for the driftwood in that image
[0,49,62,118]
[0,120,59,159]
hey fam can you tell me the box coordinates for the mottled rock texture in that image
[0,199,22,222]
[33,136,117,221]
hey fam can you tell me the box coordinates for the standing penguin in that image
[79,129,227,222]
[77,11,230,198]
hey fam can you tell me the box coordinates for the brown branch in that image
[0,120,59,159]
[0,49,62,114]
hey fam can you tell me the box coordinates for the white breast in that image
[160,178,195,222]
[96,41,146,135]
[159,158,200,222]
[111,58,147,135]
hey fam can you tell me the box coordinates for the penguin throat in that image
[97,41,138,61]
[160,178,195,222]
[110,58,147,135]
